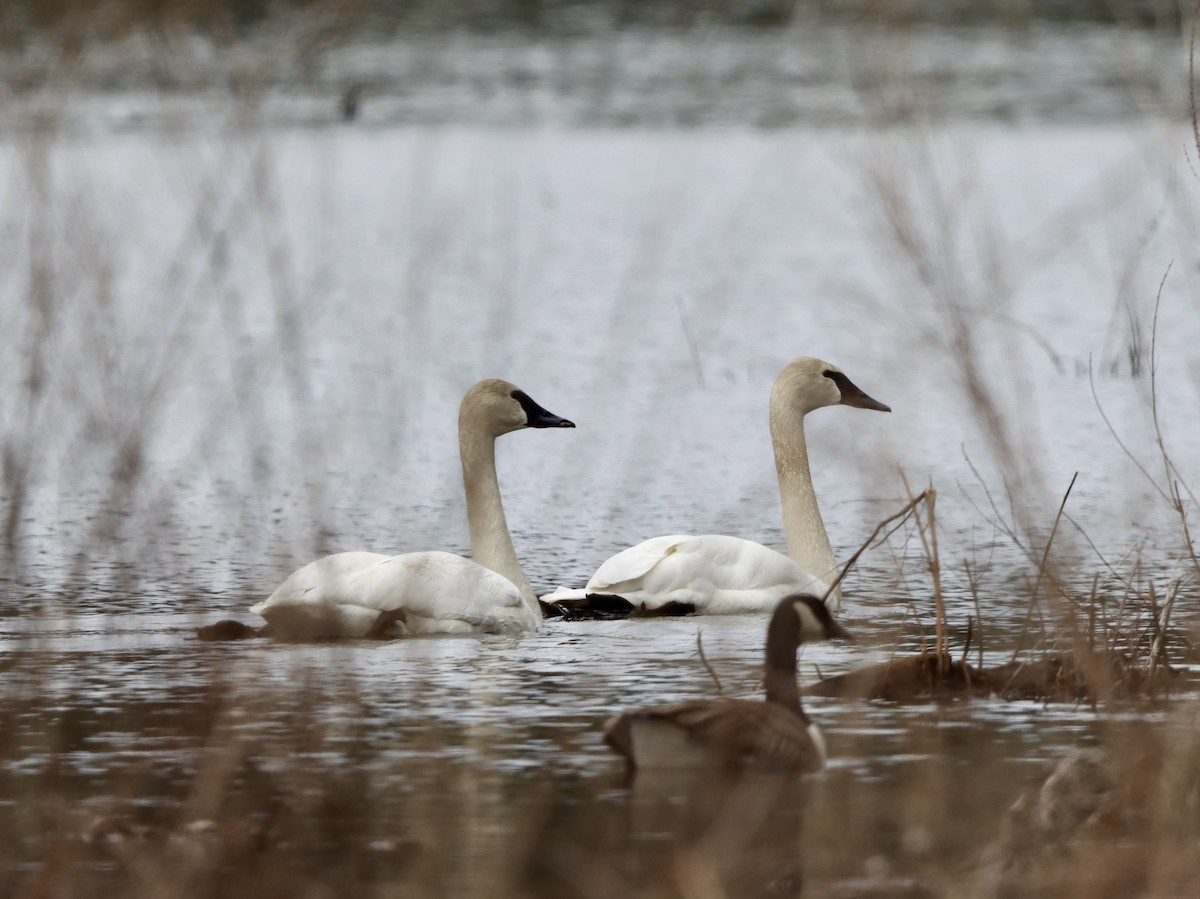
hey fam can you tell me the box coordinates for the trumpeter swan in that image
[603,594,853,772]
[250,379,574,639]
[543,357,887,616]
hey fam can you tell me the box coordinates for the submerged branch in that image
[695,630,723,695]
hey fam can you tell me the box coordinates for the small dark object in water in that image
[340,84,363,121]
[196,620,263,641]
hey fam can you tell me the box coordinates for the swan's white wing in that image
[566,535,832,615]
[251,551,537,638]
[538,535,696,604]
[586,534,697,588]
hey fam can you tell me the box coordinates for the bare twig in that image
[1148,579,1179,690]
[964,558,986,669]
[897,473,946,671]
[695,630,723,694]
[1145,268,1200,585]
[1088,355,1170,504]
[959,447,1028,556]
[927,487,946,666]
[1063,511,1137,591]
[1171,481,1200,584]
[1009,472,1078,663]
[820,487,930,607]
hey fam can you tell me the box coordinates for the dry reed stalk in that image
[1008,472,1078,664]
[897,474,947,668]
[964,558,986,668]
[926,488,946,666]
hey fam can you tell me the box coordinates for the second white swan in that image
[542,357,888,616]
[251,379,575,639]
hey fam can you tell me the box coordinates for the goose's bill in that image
[518,392,576,429]
[837,377,890,413]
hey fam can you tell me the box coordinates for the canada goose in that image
[543,358,888,616]
[603,593,853,772]
[248,379,574,639]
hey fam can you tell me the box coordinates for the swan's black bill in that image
[824,370,891,413]
[513,389,576,429]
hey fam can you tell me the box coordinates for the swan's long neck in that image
[770,403,839,601]
[459,426,537,609]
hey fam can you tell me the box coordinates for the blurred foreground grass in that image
[2,655,1199,898]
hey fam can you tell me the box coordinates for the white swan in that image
[249,379,575,639]
[542,357,888,616]
[603,594,854,772]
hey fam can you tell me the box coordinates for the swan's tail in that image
[540,586,588,603]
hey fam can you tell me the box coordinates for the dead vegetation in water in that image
[805,471,1188,704]
[806,649,1176,704]
[823,72,1200,704]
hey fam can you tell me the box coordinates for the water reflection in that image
[591,768,811,897]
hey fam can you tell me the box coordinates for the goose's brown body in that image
[604,594,851,772]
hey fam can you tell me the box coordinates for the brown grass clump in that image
[811,469,1185,704]
[807,649,1175,704]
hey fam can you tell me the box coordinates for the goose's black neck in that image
[764,602,806,720]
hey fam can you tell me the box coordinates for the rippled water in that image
[3,22,1200,894]
[4,607,1196,893]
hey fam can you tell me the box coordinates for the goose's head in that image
[775,593,854,645]
[766,593,853,668]
[460,379,576,438]
[772,357,891,417]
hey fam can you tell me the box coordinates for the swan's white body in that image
[547,534,832,615]
[250,551,541,638]
[251,380,574,640]
[543,358,888,616]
